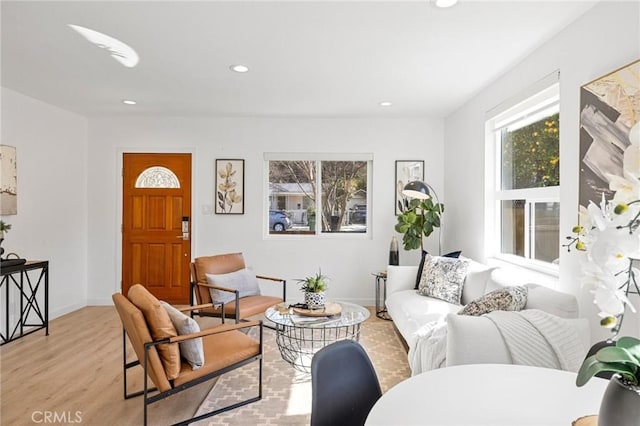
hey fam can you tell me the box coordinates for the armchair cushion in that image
[128,285,181,380]
[161,302,204,370]
[206,268,261,304]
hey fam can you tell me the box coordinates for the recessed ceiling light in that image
[230,64,250,73]
[122,100,137,105]
[379,101,393,107]
[68,24,139,68]
[434,0,458,8]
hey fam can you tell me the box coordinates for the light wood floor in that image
[1,305,385,425]
[0,306,219,426]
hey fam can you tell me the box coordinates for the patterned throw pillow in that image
[414,250,463,289]
[458,286,528,316]
[417,255,469,305]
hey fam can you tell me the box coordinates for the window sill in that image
[488,254,559,279]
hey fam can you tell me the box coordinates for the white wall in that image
[444,1,640,341]
[1,88,88,319]
[86,117,444,305]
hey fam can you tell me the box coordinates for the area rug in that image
[193,320,410,425]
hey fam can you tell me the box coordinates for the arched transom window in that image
[134,166,180,188]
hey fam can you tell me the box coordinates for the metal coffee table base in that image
[273,323,363,373]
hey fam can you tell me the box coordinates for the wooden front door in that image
[122,153,192,303]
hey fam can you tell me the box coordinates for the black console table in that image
[1,260,49,345]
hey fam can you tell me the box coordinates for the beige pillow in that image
[128,284,181,380]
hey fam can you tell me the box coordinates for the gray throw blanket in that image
[485,309,587,372]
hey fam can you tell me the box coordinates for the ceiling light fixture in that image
[434,0,458,8]
[379,101,393,107]
[122,100,137,105]
[68,24,139,68]
[230,64,250,73]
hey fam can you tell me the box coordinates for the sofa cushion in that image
[524,284,579,318]
[460,260,496,305]
[446,313,512,366]
[206,268,261,304]
[386,289,460,347]
[386,266,419,297]
[458,286,528,316]
[160,302,204,370]
[417,255,469,305]
[415,250,462,289]
[127,284,181,380]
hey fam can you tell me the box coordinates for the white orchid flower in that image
[608,171,640,205]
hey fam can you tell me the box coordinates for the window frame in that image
[485,74,560,274]
[263,152,373,239]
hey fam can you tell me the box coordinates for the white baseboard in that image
[50,301,86,321]
[86,298,114,306]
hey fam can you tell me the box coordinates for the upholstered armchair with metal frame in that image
[190,253,286,323]
[112,284,263,426]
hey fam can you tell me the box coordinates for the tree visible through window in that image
[487,79,560,264]
[267,158,369,235]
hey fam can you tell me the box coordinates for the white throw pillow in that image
[460,259,496,305]
[205,268,261,304]
[524,283,579,318]
[160,301,204,370]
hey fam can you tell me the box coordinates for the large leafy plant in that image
[394,198,443,251]
[577,336,640,388]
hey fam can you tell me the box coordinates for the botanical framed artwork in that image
[579,59,639,208]
[215,159,244,214]
[395,160,424,215]
[0,145,17,215]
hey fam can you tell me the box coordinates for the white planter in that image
[305,291,325,309]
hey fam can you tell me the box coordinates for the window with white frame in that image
[486,75,560,265]
[264,153,372,236]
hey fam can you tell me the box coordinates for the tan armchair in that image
[113,284,263,426]
[190,252,286,323]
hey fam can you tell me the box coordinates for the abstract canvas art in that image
[579,59,639,208]
[0,145,17,215]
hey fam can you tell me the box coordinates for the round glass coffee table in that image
[265,301,370,373]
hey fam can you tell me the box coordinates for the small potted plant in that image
[0,220,10,257]
[576,336,640,425]
[0,220,11,239]
[297,269,328,309]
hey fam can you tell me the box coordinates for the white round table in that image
[365,364,608,425]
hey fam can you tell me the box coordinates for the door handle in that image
[176,233,189,240]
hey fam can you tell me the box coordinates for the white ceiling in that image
[1,1,597,118]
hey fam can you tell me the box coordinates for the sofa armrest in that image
[386,266,419,298]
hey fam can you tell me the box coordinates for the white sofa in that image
[385,260,589,374]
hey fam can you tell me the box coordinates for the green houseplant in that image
[297,270,329,309]
[576,336,640,426]
[577,336,640,387]
[394,198,443,251]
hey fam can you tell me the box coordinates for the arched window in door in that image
[134,166,180,188]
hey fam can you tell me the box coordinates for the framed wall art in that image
[215,159,244,214]
[579,59,639,208]
[395,160,424,215]
[0,145,17,215]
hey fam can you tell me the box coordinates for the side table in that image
[0,260,49,345]
[372,272,391,320]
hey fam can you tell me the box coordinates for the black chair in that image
[311,340,382,426]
